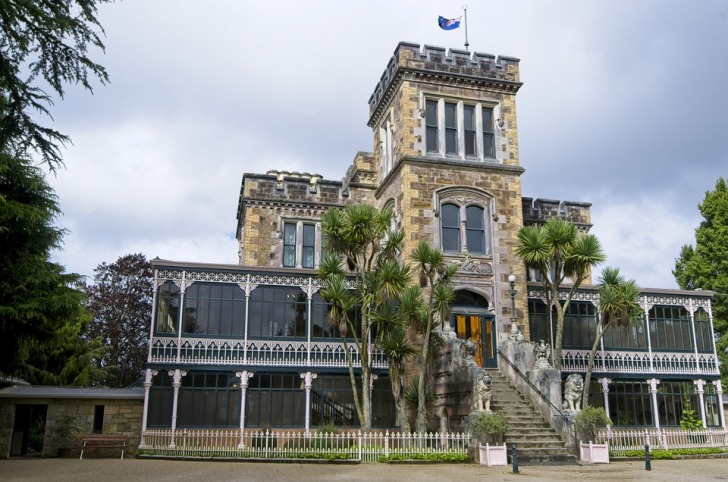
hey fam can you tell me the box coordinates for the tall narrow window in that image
[425,100,438,152]
[444,102,458,154]
[464,105,476,156]
[302,224,315,269]
[93,405,104,434]
[482,107,495,158]
[283,223,296,267]
[465,205,486,254]
[441,203,460,252]
[156,281,180,334]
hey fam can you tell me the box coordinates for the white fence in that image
[596,428,728,456]
[140,429,470,462]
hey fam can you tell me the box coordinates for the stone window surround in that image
[280,219,321,269]
[423,95,502,162]
[435,187,494,257]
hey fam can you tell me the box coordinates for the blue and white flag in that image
[438,16,461,30]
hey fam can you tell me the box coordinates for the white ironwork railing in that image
[596,428,728,455]
[149,337,387,369]
[139,429,470,462]
[561,350,719,375]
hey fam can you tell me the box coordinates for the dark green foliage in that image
[0,0,111,169]
[0,153,98,383]
[674,177,728,385]
[620,447,727,459]
[378,452,469,463]
[85,253,152,387]
[574,406,611,442]
[466,411,509,445]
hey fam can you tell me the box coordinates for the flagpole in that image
[463,5,469,51]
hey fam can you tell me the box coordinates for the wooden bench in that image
[79,434,129,459]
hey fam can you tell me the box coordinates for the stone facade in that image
[0,392,143,458]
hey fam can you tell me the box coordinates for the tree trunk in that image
[582,321,605,409]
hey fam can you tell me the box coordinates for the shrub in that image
[574,406,611,443]
[467,411,509,445]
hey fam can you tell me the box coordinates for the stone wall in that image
[0,397,143,458]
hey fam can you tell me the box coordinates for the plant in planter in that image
[467,411,509,466]
[575,406,611,463]
[52,414,81,457]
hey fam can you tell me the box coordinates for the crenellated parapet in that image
[368,41,522,127]
[521,197,592,231]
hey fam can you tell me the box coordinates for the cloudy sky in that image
[47,0,728,290]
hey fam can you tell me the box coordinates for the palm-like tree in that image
[582,267,642,408]
[515,218,606,369]
[411,241,458,433]
[318,204,410,432]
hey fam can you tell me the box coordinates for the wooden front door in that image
[453,313,497,368]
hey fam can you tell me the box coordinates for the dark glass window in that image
[183,282,245,336]
[283,223,296,267]
[302,224,315,269]
[694,308,713,353]
[246,373,304,428]
[608,381,653,427]
[465,205,486,254]
[155,281,180,334]
[441,203,460,252]
[704,383,721,427]
[649,305,693,351]
[425,100,438,152]
[464,105,476,156]
[562,301,598,349]
[482,107,495,158]
[602,318,648,350]
[177,372,241,427]
[656,381,699,427]
[148,371,173,427]
[93,405,104,434]
[444,102,458,154]
[528,299,551,343]
[248,286,307,338]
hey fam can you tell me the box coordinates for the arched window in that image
[441,203,461,252]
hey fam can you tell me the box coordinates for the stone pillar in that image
[140,368,158,446]
[300,372,318,434]
[648,378,661,429]
[169,369,186,448]
[236,371,254,448]
[598,377,612,420]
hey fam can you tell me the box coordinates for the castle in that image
[142,42,721,437]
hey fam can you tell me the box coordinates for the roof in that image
[0,385,144,400]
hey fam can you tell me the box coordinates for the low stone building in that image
[0,385,143,458]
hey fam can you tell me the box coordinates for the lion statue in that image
[562,374,584,412]
[473,373,493,412]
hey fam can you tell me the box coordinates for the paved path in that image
[3,458,728,481]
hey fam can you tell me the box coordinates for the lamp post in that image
[507,274,523,343]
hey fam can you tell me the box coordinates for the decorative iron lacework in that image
[528,289,710,309]
[156,270,357,289]
[149,336,387,369]
[561,349,719,375]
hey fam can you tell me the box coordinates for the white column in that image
[300,372,318,434]
[175,278,193,362]
[241,276,257,364]
[236,370,254,448]
[694,379,707,428]
[688,301,701,373]
[370,373,378,423]
[140,369,158,447]
[648,378,661,429]
[598,377,612,420]
[643,303,655,372]
[169,369,186,448]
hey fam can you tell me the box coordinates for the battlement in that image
[368,41,522,122]
[521,197,592,230]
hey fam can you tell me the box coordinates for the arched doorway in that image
[450,290,497,368]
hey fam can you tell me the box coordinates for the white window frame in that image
[380,110,394,176]
[281,220,320,269]
[424,97,499,161]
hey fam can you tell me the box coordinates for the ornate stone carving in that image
[533,339,551,369]
[562,373,583,412]
[473,373,493,413]
[457,256,493,274]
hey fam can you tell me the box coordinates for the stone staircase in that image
[486,369,576,464]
